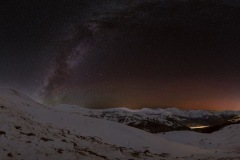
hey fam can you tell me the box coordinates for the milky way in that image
[1,0,240,110]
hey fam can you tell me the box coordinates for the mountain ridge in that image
[0,88,240,159]
[55,104,240,133]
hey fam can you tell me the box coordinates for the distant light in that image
[190,126,209,129]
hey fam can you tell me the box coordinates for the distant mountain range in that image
[1,88,240,159]
[56,104,240,133]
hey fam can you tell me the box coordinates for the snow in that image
[54,104,240,134]
[228,115,240,123]
[159,124,240,157]
[56,104,240,120]
[0,88,240,159]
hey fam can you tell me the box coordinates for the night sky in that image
[1,0,240,110]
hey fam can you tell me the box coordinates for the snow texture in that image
[0,89,240,159]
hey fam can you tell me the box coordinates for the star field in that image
[1,0,240,110]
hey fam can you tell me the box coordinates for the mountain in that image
[55,104,240,133]
[191,114,240,133]
[0,89,208,159]
[0,88,240,159]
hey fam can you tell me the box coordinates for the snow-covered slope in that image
[1,88,240,159]
[0,89,212,160]
[160,124,240,158]
[228,115,240,123]
[55,104,240,133]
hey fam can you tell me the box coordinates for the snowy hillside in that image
[160,124,240,158]
[55,104,240,133]
[0,89,240,159]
